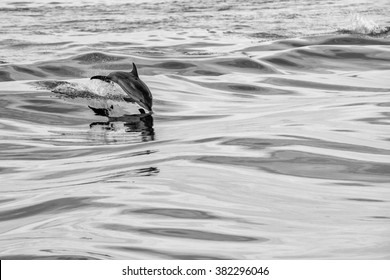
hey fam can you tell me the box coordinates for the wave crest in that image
[339,14,390,36]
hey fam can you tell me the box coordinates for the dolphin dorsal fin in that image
[131,63,139,78]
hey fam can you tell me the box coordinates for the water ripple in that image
[101,223,262,242]
[1,6,390,259]
[0,197,121,221]
[197,151,390,182]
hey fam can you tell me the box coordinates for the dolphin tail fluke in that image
[90,75,111,83]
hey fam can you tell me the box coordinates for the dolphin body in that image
[91,63,153,112]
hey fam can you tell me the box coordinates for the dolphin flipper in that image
[88,105,111,117]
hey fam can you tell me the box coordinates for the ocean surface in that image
[0,0,390,259]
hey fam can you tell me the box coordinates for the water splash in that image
[339,14,390,36]
[48,80,126,101]
[35,79,143,117]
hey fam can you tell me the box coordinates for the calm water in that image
[0,0,390,259]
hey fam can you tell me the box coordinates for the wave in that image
[338,14,390,36]
[1,31,390,259]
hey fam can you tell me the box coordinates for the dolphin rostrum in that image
[91,63,153,112]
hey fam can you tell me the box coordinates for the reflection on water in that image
[1,0,390,260]
[89,114,155,143]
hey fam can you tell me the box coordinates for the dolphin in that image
[90,63,153,112]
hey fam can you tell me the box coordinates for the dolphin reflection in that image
[89,112,155,142]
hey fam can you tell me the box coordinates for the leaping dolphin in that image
[91,63,153,112]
